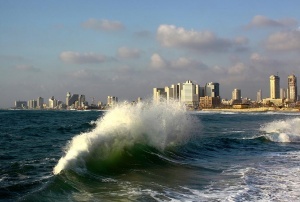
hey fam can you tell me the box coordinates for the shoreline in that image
[201,107,300,113]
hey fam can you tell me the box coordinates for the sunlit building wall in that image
[270,75,280,99]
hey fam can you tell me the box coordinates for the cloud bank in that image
[156,24,245,52]
[246,15,297,29]
[60,51,107,64]
[265,30,300,51]
[81,18,124,31]
[117,47,141,59]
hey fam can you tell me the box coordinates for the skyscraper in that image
[37,97,44,109]
[107,96,118,107]
[66,92,71,106]
[232,89,241,101]
[270,75,280,99]
[257,89,262,102]
[66,92,79,107]
[205,82,220,97]
[288,74,297,102]
[180,80,199,106]
[153,88,166,103]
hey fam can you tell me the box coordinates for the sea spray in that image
[53,101,200,175]
[260,117,300,142]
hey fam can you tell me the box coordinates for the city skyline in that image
[1,1,300,108]
[14,72,298,110]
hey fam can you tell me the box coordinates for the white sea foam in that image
[53,101,199,175]
[260,117,300,142]
[179,151,300,202]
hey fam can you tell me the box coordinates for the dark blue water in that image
[1,105,300,201]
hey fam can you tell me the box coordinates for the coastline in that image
[201,107,300,113]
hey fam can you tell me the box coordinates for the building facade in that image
[180,80,200,107]
[153,80,200,107]
[257,89,262,102]
[270,75,280,99]
[107,96,118,107]
[288,74,297,102]
[205,82,220,97]
[15,101,27,109]
[37,97,44,109]
[153,88,167,103]
[200,96,221,108]
[232,88,241,101]
[280,88,287,99]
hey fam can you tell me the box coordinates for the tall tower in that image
[288,74,297,102]
[257,90,262,102]
[270,75,280,99]
[66,92,71,106]
[232,89,241,101]
[37,97,44,109]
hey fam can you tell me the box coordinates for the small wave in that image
[53,101,200,175]
[260,117,300,142]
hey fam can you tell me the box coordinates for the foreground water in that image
[1,103,300,201]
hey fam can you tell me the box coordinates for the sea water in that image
[1,102,300,201]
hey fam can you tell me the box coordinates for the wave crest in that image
[53,101,199,175]
[260,117,300,143]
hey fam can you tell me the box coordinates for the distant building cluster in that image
[12,73,299,110]
[13,91,143,110]
[261,73,298,107]
[153,73,299,109]
[153,80,220,109]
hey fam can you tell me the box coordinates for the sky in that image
[1,0,300,108]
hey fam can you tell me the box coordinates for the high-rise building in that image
[153,80,200,107]
[288,74,297,102]
[66,92,79,107]
[257,89,262,102]
[37,97,44,109]
[66,92,71,106]
[15,101,27,109]
[107,96,118,107]
[270,75,280,99]
[49,96,58,109]
[78,95,86,107]
[232,89,241,101]
[205,82,220,97]
[180,80,200,106]
[280,88,287,99]
[27,99,37,109]
[153,88,167,103]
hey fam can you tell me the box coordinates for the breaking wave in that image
[53,101,200,175]
[260,117,300,143]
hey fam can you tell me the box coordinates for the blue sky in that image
[1,0,300,108]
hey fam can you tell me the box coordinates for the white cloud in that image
[60,51,107,64]
[234,36,248,45]
[171,57,205,69]
[150,53,206,70]
[265,30,300,51]
[156,24,240,52]
[15,64,40,72]
[228,62,246,75]
[246,15,297,29]
[150,53,167,69]
[117,47,141,59]
[250,53,268,63]
[81,18,124,31]
[69,69,94,79]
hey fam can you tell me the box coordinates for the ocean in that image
[1,102,300,202]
